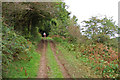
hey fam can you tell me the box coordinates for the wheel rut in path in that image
[50,41,71,78]
[37,40,48,78]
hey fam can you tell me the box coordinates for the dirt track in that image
[37,40,71,78]
[37,40,48,78]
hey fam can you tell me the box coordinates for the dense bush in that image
[77,43,119,78]
[92,34,110,43]
[52,35,64,43]
[106,38,118,49]
[2,25,33,76]
[59,38,119,78]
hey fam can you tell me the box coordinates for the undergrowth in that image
[4,50,40,78]
[54,37,119,78]
[2,24,41,78]
[57,43,101,78]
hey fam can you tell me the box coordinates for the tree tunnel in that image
[39,29,49,37]
[38,19,57,37]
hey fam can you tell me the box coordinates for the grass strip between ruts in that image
[46,42,63,78]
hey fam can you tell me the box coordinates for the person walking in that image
[43,32,46,40]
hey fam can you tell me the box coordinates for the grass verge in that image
[46,42,63,78]
[56,43,102,78]
[5,47,41,78]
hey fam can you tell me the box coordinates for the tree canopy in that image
[82,16,118,43]
[2,2,71,38]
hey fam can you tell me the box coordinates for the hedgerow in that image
[2,25,34,77]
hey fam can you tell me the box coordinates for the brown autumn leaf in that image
[21,67,23,72]
[25,69,27,76]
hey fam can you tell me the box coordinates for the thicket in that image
[2,24,36,77]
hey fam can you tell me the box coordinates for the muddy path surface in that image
[37,40,48,78]
[49,41,72,78]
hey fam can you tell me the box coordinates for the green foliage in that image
[67,25,82,43]
[2,2,61,38]
[82,16,118,39]
[3,50,40,78]
[57,35,119,78]
[47,43,63,78]
[2,25,36,77]
[67,44,76,51]
[52,37,64,43]
[57,43,101,78]
[2,2,71,39]
[48,2,71,37]
[77,43,119,78]
[44,37,53,40]
[92,33,110,43]
[107,38,118,49]
[49,18,69,38]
